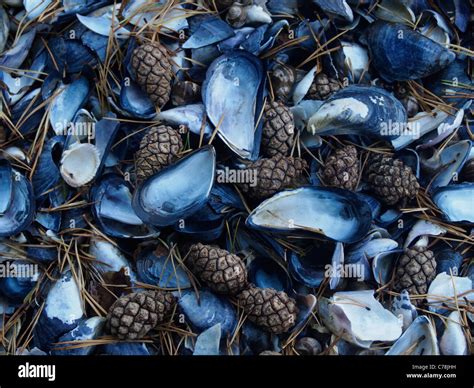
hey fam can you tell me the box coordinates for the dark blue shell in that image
[178,289,237,335]
[434,248,463,275]
[0,161,35,237]
[308,85,407,139]
[248,257,292,292]
[0,262,38,302]
[136,246,191,289]
[90,174,158,238]
[51,317,104,356]
[32,136,65,199]
[34,271,85,351]
[247,187,373,243]
[367,22,455,82]
[133,146,216,227]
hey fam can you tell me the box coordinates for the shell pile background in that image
[0,0,472,356]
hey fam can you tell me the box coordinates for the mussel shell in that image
[202,52,264,159]
[434,248,463,275]
[292,293,317,333]
[90,174,158,238]
[178,289,237,335]
[307,85,407,139]
[158,104,213,138]
[133,146,216,227]
[0,261,38,302]
[32,136,65,199]
[319,290,402,348]
[119,80,155,118]
[49,77,90,135]
[89,237,133,274]
[289,251,326,288]
[246,187,373,243]
[386,316,439,355]
[34,270,85,351]
[367,22,455,82]
[193,323,222,356]
[0,28,35,69]
[183,17,234,49]
[174,205,224,242]
[432,183,474,224]
[136,246,191,289]
[51,316,105,356]
[247,257,292,292]
[0,163,35,237]
[426,140,472,191]
[312,0,353,22]
[440,311,468,355]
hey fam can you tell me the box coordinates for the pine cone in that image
[365,154,419,207]
[106,290,176,340]
[134,125,183,182]
[237,286,298,334]
[187,243,248,295]
[261,101,296,158]
[322,145,359,190]
[131,42,173,109]
[394,247,436,304]
[239,155,307,199]
[307,73,341,100]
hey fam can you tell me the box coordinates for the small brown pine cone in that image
[134,125,183,182]
[365,154,420,207]
[393,247,436,305]
[187,243,248,295]
[237,286,299,334]
[130,42,173,109]
[106,290,176,340]
[239,155,307,199]
[322,145,359,190]
[307,73,342,100]
[261,101,296,158]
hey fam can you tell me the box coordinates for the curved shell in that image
[367,22,455,82]
[90,174,158,239]
[178,289,237,335]
[60,143,100,187]
[136,245,191,289]
[386,316,439,355]
[432,183,474,224]
[318,290,402,348]
[133,146,216,227]
[307,85,407,139]
[0,161,35,237]
[246,187,373,243]
[202,52,264,159]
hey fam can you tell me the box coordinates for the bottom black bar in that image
[0,356,471,387]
